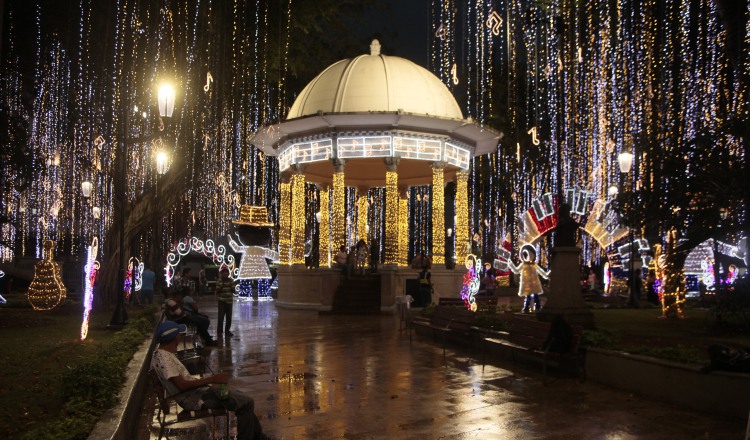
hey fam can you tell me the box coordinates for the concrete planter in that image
[586,347,750,419]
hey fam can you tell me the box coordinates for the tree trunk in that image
[99,164,189,304]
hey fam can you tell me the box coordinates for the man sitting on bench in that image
[151,321,270,440]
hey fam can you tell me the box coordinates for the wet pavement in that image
[139,299,746,439]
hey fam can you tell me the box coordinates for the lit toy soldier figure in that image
[508,244,550,313]
[230,206,279,300]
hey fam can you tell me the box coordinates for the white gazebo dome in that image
[250,40,501,186]
[288,40,463,120]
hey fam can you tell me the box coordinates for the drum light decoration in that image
[27,240,67,311]
[80,237,99,340]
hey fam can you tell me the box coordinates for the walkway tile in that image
[141,299,745,439]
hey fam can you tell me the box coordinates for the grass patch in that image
[0,294,157,439]
[588,306,750,365]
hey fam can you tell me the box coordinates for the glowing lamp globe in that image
[608,185,619,196]
[158,84,176,118]
[617,151,633,173]
[156,151,170,174]
[92,206,101,219]
[81,181,93,198]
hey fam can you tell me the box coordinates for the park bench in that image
[480,314,586,384]
[411,306,478,355]
[148,369,230,440]
[438,296,497,313]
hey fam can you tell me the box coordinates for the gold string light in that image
[455,171,469,264]
[290,173,306,265]
[357,192,368,243]
[398,194,408,267]
[332,171,346,253]
[384,170,400,265]
[27,240,67,311]
[431,164,445,265]
[278,181,291,265]
[318,187,330,267]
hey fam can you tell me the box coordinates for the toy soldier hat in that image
[233,205,274,227]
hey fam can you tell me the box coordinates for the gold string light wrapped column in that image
[317,184,331,268]
[331,160,346,253]
[290,169,306,265]
[455,171,469,263]
[357,187,368,243]
[398,186,409,267]
[384,158,400,265]
[431,162,445,266]
[278,177,292,265]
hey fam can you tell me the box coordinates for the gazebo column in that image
[317,184,331,268]
[398,186,409,267]
[357,186,369,243]
[290,166,306,266]
[278,174,292,265]
[331,159,346,253]
[431,162,445,266]
[384,158,400,265]
[455,170,469,264]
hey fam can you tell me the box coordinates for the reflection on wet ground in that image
[142,300,745,439]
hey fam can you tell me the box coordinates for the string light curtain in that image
[318,186,331,267]
[331,168,346,253]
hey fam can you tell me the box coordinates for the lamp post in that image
[110,82,175,326]
[618,150,636,307]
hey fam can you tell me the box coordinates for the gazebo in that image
[250,40,501,310]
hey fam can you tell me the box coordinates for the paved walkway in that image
[139,299,746,439]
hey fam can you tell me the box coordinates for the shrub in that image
[21,306,157,440]
[708,277,750,330]
[581,328,619,349]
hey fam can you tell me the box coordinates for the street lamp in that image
[158,84,176,118]
[110,82,176,327]
[618,150,636,306]
[81,181,93,198]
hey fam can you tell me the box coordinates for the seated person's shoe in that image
[205,339,218,346]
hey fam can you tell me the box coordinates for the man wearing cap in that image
[164,287,218,346]
[215,266,235,337]
[152,321,270,440]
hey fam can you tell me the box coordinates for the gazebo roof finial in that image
[370,39,381,56]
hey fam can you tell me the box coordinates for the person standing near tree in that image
[215,266,235,337]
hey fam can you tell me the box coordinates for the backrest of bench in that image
[430,307,476,331]
[509,316,585,354]
[149,369,173,414]
[509,317,550,350]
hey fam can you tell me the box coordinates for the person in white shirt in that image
[151,321,270,440]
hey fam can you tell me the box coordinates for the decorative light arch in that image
[165,237,237,287]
